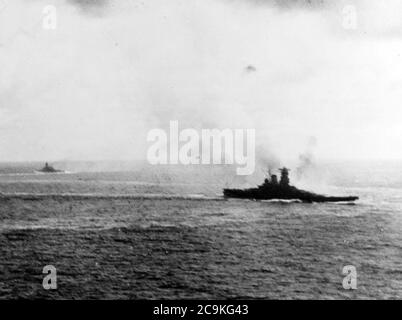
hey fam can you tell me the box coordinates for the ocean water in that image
[0,162,401,299]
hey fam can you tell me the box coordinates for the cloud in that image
[67,0,110,14]
[243,0,329,9]
[0,0,402,162]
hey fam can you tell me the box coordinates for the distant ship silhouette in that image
[224,167,359,203]
[37,162,63,173]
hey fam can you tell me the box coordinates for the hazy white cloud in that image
[0,0,402,162]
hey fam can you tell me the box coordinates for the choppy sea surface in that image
[0,161,401,299]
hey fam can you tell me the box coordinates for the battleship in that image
[36,162,64,173]
[223,168,359,203]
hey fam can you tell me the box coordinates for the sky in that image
[0,0,402,163]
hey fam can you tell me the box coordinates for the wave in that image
[0,171,74,176]
[33,171,74,175]
[261,199,303,204]
[0,172,37,176]
[0,192,224,201]
[0,192,364,205]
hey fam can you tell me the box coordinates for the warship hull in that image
[36,163,64,174]
[35,169,64,174]
[223,187,359,203]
